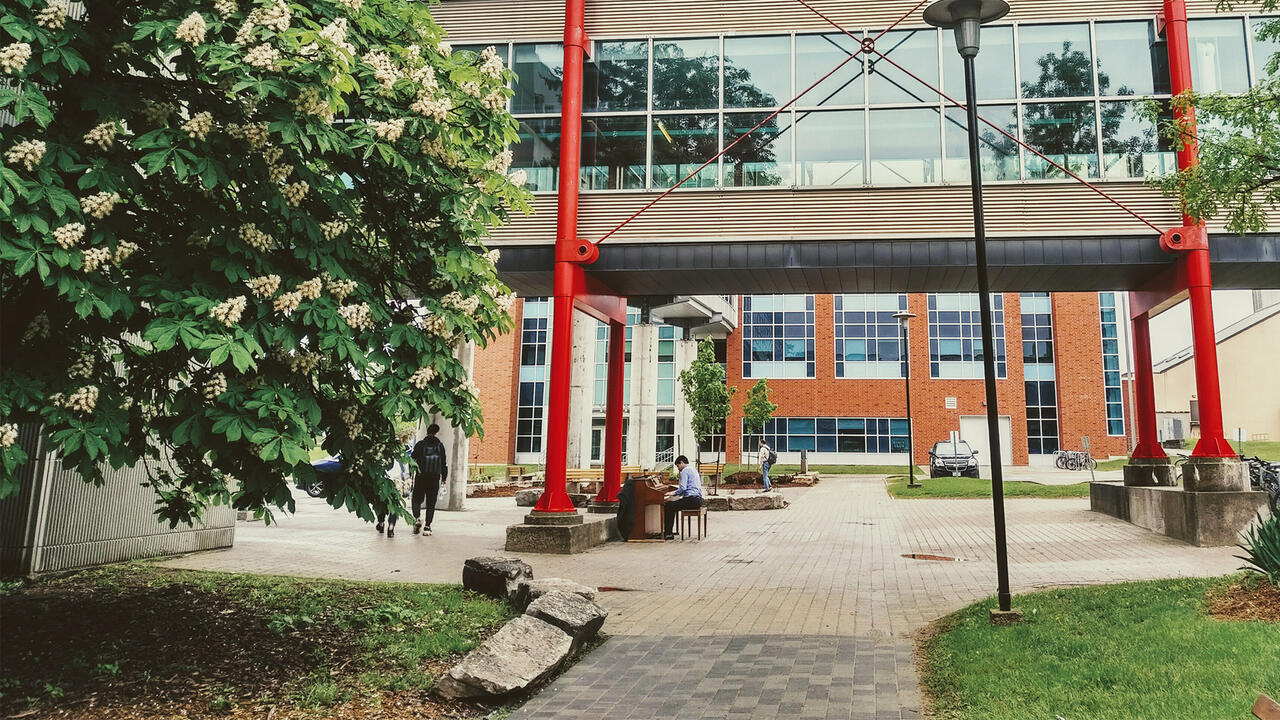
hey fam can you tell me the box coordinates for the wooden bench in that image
[566,467,604,494]
[679,506,708,541]
[1255,694,1280,720]
[506,465,537,484]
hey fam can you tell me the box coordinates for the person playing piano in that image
[664,455,703,540]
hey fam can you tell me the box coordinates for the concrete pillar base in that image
[1182,456,1247,492]
[1090,482,1268,546]
[1123,458,1176,487]
[587,501,619,514]
[523,511,582,526]
[504,514,613,554]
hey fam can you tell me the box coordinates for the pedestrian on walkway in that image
[377,438,413,537]
[759,438,774,493]
[663,455,703,540]
[410,423,448,536]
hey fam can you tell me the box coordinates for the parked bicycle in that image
[1241,455,1280,513]
[1053,449,1096,471]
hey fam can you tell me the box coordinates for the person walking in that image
[377,440,413,537]
[758,438,774,493]
[410,423,448,536]
[663,455,703,540]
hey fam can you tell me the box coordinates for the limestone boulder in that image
[703,495,730,512]
[462,556,533,602]
[728,492,789,511]
[524,590,608,654]
[569,492,592,508]
[434,614,572,699]
[514,488,541,507]
[512,577,598,611]
[790,472,819,487]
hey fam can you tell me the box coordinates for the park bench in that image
[1255,694,1280,720]
[506,465,537,484]
[566,467,603,494]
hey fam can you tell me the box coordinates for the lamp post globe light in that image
[892,311,919,488]
[925,0,1019,618]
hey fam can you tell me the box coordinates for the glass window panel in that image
[944,104,1019,182]
[1101,101,1176,180]
[1019,24,1094,98]
[725,35,791,108]
[1188,18,1250,93]
[723,112,793,187]
[868,29,940,104]
[796,110,865,186]
[513,119,561,192]
[652,114,720,188]
[796,32,865,107]
[942,25,1015,100]
[653,38,720,110]
[1253,17,1280,82]
[1094,21,1169,96]
[581,116,647,190]
[790,418,816,434]
[1022,102,1099,179]
[870,108,941,184]
[513,43,564,114]
[817,436,837,452]
[585,40,648,112]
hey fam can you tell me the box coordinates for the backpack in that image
[765,447,778,465]
[415,438,445,477]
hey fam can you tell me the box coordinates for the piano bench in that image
[680,507,708,541]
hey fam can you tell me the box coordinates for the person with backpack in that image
[410,423,448,536]
[759,438,776,493]
[376,438,413,537]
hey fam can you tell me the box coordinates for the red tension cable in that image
[596,0,935,244]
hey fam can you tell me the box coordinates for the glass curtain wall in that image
[1098,293,1126,436]
[927,293,1007,379]
[833,294,908,378]
[745,417,910,454]
[1020,293,1060,455]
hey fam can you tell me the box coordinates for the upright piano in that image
[627,476,674,542]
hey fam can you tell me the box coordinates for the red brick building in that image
[470,292,1132,469]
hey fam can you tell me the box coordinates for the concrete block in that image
[1123,459,1176,487]
[1091,482,1269,546]
[505,515,611,554]
[1182,457,1248,492]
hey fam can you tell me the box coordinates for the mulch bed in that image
[713,471,797,490]
[0,575,501,719]
[1205,579,1280,622]
[467,484,523,498]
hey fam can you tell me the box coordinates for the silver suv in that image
[929,440,980,478]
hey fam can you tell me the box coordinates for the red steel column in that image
[596,318,626,503]
[535,0,588,513]
[1164,0,1235,457]
[1128,309,1167,459]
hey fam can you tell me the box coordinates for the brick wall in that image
[469,298,522,464]
[1050,293,1130,459]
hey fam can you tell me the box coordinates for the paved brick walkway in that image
[164,476,1238,718]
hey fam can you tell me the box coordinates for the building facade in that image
[470,291,1133,468]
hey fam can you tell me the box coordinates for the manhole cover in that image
[902,553,963,562]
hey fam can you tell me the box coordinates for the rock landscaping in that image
[441,557,609,700]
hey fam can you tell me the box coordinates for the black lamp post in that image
[925,0,1017,616]
[892,310,919,488]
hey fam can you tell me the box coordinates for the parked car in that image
[929,440,980,478]
[298,455,343,498]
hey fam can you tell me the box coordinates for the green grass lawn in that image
[1233,439,1280,461]
[714,463,924,476]
[885,475,1091,498]
[920,576,1280,720]
[1094,457,1130,471]
[0,563,515,716]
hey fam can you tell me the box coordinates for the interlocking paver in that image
[164,476,1239,718]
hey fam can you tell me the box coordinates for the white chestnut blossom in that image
[294,86,333,121]
[362,51,400,90]
[483,149,513,174]
[480,46,505,79]
[296,277,323,300]
[81,247,111,272]
[1,43,32,75]
[203,373,227,401]
[508,169,528,188]
[5,139,45,171]
[68,354,94,379]
[320,219,348,240]
[411,93,451,122]
[409,64,437,92]
[112,241,139,264]
[409,365,437,389]
[370,118,405,142]
[82,191,122,219]
[339,0,364,12]
[495,292,516,312]
[437,40,452,57]
[247,274,281,297]
[36,2,69,31]
[250,1,290,32]
[22,312,50,342]
[214,0,237,19]
[459,81,481,98]
[83,122,119,151]
[61,386,99,414]
[175,12,208,45]
[209,296,248,327]
[141,100,177,125]
[325,277,357,301]
[442,291,480,315]
[234,19,257,45]
[273,290,302,315]
[263,147,283,165]
[268,163,293,183]
[182,111,213,141]
[484,248,501,264]
[338,303,374,331]
[238,223,274,252]
[227,122,270,150]
[482,90,506,112]
[244,43,280,69]
[318,18,355,55]
[421,136,457,167]
[288,352,320,374]
[421,313,449,336]
[0,423,18,448]
[281,180,309,206]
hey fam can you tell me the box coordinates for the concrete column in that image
[434,340,475,512]
[628,324,659,469]
[673,338,698,462]
[565,313,596,469]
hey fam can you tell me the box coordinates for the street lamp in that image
[892,310,919,488]
[925,0,1018,617]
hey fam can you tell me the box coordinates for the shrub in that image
[1237,512,1280,585]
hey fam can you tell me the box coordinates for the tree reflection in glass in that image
[653,38,720,110]
[1101,101,1175,179]
[585,41,648,112]
[582,116,647,189]
[651,114,719,188]
[723,112,792,187]
[725,35,791,109]
[944,105,1018,182]
[514,119,561,191]
[512,43,564,114]
[1019,24,1093,98]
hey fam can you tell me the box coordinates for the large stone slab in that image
[462,556,533,601]
[505,515,611,554]
[514,488,541,507]
[704,495,730,512]
[434,614,572,699]
[524,590,608,654]
[1090,482,1270,546]
[512,577,598,611]
[728,492,790,511]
